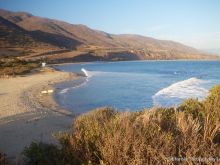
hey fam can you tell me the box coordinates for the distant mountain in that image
[0,9,218,61]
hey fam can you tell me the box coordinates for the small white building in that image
[42,62,46,67]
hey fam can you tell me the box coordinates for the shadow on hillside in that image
[49,52,141,64]
[49,53,104,63]
[107,52,141,61]
[30,30,82,50]
[32,49,71,57]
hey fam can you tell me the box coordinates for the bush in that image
[203,85,220,144]
[0,58,40,76]
[59,107,220,164]
[60,107,117,164]
[23,142,63,165]
[178,98,204,119]
[23,141,81,165]
[204,84,220,118]
[157,107,177,132]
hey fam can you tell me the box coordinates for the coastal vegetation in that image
[22,84,220,165]
[0,57,39,76]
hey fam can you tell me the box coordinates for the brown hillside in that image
[0,9,218,61]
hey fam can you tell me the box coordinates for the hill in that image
[0,9,218,62]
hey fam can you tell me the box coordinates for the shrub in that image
[157,107,177,132]
[204,84,220,118]
[178,98,204,119]
[23,142,63,165]
[62,107,117,164]
[58,107,220,164]
[0,58,40,76]
[23,141,81,165]
[201,85,220,144]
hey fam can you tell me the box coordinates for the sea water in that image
[54,60,220,114]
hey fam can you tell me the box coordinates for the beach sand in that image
[0,68,77,159]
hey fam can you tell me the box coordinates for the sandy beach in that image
[0,68,77,159]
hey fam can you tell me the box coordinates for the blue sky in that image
[0,0,220,49]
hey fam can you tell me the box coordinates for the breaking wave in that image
[59,80,88,94]
[59,68,91,94]
[152,77,209,107]
[81,68,90,77]
[59,68,105,94]
[81,68,105,78]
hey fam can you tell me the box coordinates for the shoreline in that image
[0,67,77,121]
[0,67,78,159]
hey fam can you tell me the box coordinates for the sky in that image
[0,0,220,50]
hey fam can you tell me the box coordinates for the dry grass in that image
[62,109,220,164]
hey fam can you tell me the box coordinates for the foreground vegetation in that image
[0,152,6,165]
[0,57,40,77]
[20,84,220,165]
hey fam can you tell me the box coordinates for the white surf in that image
[152,77,208,107]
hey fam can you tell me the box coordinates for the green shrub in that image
[178,98,204,119]
[23,141,81,164]
[157,107,176,131]
[204,84,220,117]
[23,142,63,165]
[202,85,220,144]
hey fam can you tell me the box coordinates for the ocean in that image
[54,60,220,114]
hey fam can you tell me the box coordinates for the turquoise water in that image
[54,60,220,114]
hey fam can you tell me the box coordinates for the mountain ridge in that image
[0,8,218,62]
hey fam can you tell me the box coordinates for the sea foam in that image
[60,68,92,94]
[152,77,208,107]
[81,68,89,77]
